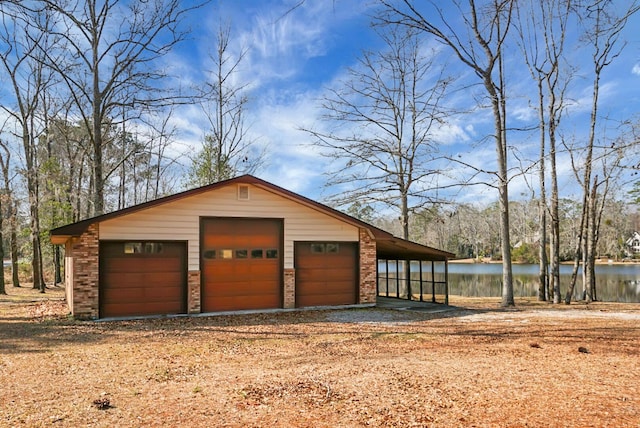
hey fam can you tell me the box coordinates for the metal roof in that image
[376,236,453,261]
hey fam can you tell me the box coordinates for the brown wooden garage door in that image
[99,241,187,318]
[201,218,282,312]
[294,242,358,307]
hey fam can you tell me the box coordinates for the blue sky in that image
[169,1,381,199]
[167,0,640,207]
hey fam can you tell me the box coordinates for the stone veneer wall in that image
[283,268,295,309]
[70,224,100,319]
[359,228,377,304]
[187,271,201,313]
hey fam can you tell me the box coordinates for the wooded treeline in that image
[373,198,640,262]
[0,0,638,307]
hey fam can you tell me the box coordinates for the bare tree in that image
[145,110,181,200]
[0,142,6,294]
[378,0,517,306]
[38,0,204,215]
[565,0,639,303]
[303,26,452,241]
[187,21,262,187]
[0,4,56,292]
[44,112,92,223]
[0,140,20,288]
[116,108,181,205]
[516,0,573,302]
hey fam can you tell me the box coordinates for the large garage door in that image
[201,218,282,312]
[99,241,187,318]
[294,242,358,307]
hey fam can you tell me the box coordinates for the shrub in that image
[512,243,538,264]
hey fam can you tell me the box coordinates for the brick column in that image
[71,224,100,319]
[283,268,295,309]
[187,271,201,313]
[359,228,377,304]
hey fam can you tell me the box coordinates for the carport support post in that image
[431,261,436,303]
[419,260,423,302]
[395,259,399,297]
[385,259,389,297]
[445,260,449,306]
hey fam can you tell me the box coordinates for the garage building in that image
[50,175,452,319]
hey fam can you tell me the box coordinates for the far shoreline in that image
[450,257,640,265]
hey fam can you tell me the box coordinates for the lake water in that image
[377,261,640,303]
[447,263,640,303]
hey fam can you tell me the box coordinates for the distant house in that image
[50,175,453,320]
[625,232,640,255]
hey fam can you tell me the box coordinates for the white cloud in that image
[431,122,472,146]
[232,1,368,88]
[512,103,536,122]
[564,80,617,116]
[633,64,640,76]
[189,81,322,197]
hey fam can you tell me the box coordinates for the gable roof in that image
[50,174,453,261]
[626,231,640,246]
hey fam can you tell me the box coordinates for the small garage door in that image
[99,241,187,318]
[294,242,358,307]
[201,218,282,312]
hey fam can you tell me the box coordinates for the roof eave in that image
[376,236,455,261]
[50,235,72,245]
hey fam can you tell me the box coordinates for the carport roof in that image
[49,175,453,262]
[376,236,453,262]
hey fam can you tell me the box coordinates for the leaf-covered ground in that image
[1,285,639,427]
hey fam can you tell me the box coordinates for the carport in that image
[376,236,454,305]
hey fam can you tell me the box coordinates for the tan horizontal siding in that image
[99,184,358,270]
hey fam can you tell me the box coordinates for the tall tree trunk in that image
[496,110,513,306]
[92,106,104,216]
[92,21,104,216]
[28,186,44,292]
[536,79,548,301]
[579,63,599,303]
[10,216,20,288]
[548,100,561,303]
[584,176,599,302]
[75,155,85,221]
[0,144,20,288]
[23,129,44,292]
[495,52,514,308]
[54,245,62,285]
[498,175,514,306]
[549,206,559,302]
[401,190,411,299]
[0,193,5,295]
[538,196,548,300]
[565,200,587,304]
[567,61,598,305]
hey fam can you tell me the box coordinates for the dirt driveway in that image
[1,286,639,427]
